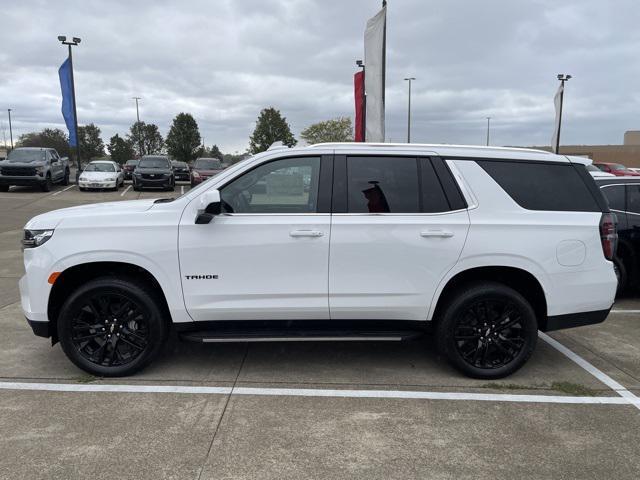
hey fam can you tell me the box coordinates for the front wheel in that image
[436,282,538,379]
[57,277,169,377]
[41,175,52,192]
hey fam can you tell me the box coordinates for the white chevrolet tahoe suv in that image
[20,143,617,379]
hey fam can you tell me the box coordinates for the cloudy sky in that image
[1,0,639,153]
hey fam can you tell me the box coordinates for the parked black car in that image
[133,155,175,191]
[171,160,190,181]
[595,176,640,292]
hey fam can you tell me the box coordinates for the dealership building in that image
[532,130,640,167]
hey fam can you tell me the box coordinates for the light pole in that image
[57,35,81,178]
[132,97,142,157]
[555,74,571,153]
[404,77,415,143]
[7,109,13,149]
[486,117,491,146]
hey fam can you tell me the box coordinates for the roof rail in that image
[306,142,553,155]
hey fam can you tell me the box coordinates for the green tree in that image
[223,151,250,165]
[78,123,105,159]
[165,113,201,162]
[300,117,353,144]
[107,134,135,164]
[249,107,296,154]
[17,128,70,157]
[127,121,164,156]
[208,144,223,160]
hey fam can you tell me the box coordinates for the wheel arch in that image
[430,265,548,330]
[47,261,173,344]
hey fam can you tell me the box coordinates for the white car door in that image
[179,155,332,321]
[329,156,470,320]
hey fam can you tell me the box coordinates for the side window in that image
[221,156,320,214]
[478,160,600,212]
[347,156,419,213]
[626,185,640,214]
[601,185,625,211]
[420,159,452,213]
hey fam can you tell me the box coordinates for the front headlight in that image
[22,229,54,249]
[79,176,87,181]
[192,171,200,178]
[134,172,142,176]
[35,166,45,176]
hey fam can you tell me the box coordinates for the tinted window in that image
[84,162,115,172]
[347,156,419,213]
[221,156,320,213]
[601,185,625,211]
[420,159,451,213]
[195,159,222,169]
[478,161,600,212]
[626,184,640,214]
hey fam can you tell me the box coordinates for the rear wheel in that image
[57,277,169,377]
[436,282,538,379]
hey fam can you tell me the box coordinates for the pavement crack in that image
[195,343,249,480]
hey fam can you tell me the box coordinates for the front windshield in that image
[84,163,115,172]
[139,157,170,168]
[195,159,222,170]
[7,149,46,163]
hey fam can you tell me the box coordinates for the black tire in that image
[613,257,627,295]
[133,182,140,192]
[57,277,169,377]
[78,187,86,192]
[62,169,70,186]
[41,174,52,192]
[0,185,9,192]
[436,282,538,379]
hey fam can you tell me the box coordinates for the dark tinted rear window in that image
[420,159,451,213]
[600,185,625,211]
[347,156,420,213]
[626,184,640,214]
[478,160,600,212]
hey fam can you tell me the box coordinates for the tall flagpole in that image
[381,0,387,142]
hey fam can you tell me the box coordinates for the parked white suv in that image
[20,143,617,378]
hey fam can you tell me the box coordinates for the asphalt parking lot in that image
[1,181,640,479]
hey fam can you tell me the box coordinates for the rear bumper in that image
[0,176,45,186]
[542,308,611,332]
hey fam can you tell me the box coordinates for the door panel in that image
[179,214,330,320]
[329,212,468,320]
[328,155,469,321]
[179,155,332,321]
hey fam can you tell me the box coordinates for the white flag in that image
[551,82,564,153]
[364,6,386,143]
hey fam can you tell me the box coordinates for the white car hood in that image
[25,199,158,230]
[79,171,117,181]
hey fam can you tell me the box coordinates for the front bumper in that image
[134,176,172,188]
[27,318,51,338]
[78,180,117,189]
[0,175,45,186]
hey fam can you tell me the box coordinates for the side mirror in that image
[196,189,222,224]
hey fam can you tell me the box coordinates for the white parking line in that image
[181,185,184,195]
[539,332,640,411]
[0,380,638,405]
[611,309,640,314]
[52,185,75,196]
[121,185,131,197]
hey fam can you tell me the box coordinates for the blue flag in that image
[58,58,77,147]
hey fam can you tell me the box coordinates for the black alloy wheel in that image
[58,277,167,376]
[41,174,52,192]
[437,282,537,379]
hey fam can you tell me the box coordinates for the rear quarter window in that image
[477,160,601,212]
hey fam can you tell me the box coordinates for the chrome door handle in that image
[421,230,454,238]
[290,230,324,237]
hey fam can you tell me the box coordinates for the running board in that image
[179,329,424,343]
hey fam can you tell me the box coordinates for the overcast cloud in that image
[1,0,639,153]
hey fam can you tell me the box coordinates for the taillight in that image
[599,213,617,261]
